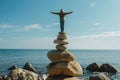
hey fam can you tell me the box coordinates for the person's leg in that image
[61,21,64,32]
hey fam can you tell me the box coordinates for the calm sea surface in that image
[0,49,120,79]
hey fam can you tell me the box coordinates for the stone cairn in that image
[46,32,83,80]
[46,9,83,80]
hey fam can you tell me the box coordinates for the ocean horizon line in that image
[0,48,120,51]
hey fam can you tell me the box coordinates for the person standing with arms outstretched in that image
[51,9,73,32]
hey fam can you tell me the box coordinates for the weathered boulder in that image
[89,72,110,80]
[56,45,67,51]
[54,40,68,45]
[86,63,100,72]
[23,62,37,73]
[100,63,117,74]
[47,50,74,62]
[46,61,83,77]
[46,75,79,80]
[8,65,17,71]
[6,68,42,80]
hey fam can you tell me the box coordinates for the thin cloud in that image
[0,38,3,42]
[24,24,42,30]
[15,24,42,32]
[90,2,96,8]
[45,22,59,28]
[70,31,120,40]
[93,22,101,26]
[0,24,14,29]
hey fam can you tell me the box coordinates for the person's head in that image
[60,9,64,13]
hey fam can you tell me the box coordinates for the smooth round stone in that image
[54,40,68,45]
[57,35,67,40]
[46,61,83,77]
[59,32,66,35]
[47,50,74,62]
[56,45,67,51]
[46,75,79,80]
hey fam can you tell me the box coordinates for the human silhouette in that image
[51,9,72,32]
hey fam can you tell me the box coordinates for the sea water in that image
[0,49,120,79]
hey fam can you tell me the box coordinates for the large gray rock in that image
[6,68,42,80]
[89,72,110,80]
[46,61,83,77]
[23,62,37,73]
[100,63,117,74]
[47,50,74,62]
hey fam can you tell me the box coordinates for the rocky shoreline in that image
[0,62,118,80]
[0,32,118,80]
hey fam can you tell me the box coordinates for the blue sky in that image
[0,0,120,49]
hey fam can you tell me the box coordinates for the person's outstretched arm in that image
[51,12,59,15]
[65,12,73,15]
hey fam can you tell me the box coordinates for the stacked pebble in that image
[46,32,83,80]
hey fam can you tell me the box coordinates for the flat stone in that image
[57,35,67,40]
[54,40,68,45]
[56,45,67,51]
[6,68,42,80]
[46,75,79,80]
[59,32,66,35]
[47,50,74,62]
[46,61,83,77]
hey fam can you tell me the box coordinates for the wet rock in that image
[47,50,74,62]
[6,68,42,80]
[23,62,37,73]
[46,75,79,80]
[46,61,83,77]
[8,65,17,71]
[89,72,110,80]
[86,63,100,72]
[100,63,117,74]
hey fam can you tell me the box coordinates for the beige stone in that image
[59,32,66,35]
[46,75,79,80]
[6,68,42,80]
[56,45,67,51]
[54,40,68,45]
[89,72,110,80]
[57,35,67,40]
[47,50,74,62]
[46,61,83,77]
